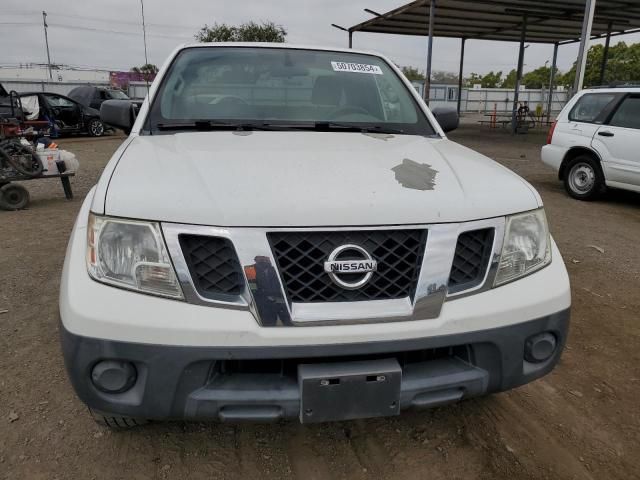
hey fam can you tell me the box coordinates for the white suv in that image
[542,86,640,200]
[59,44,570,428]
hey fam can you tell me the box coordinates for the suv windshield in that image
[147,47,434,135]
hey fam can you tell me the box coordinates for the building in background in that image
[0,64,155,97]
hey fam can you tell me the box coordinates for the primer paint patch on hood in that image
[392,158,438,190]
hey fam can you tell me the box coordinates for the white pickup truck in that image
[59,43,570,428]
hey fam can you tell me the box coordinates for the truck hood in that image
[104,131,540,226]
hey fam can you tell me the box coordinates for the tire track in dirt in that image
[473,394,596,479]
[283,423,366,480]
[232,426,264,478]
[343,420,395,478]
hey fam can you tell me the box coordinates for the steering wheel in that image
[329,106,370,119]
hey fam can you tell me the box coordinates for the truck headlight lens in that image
[86,213,183,299]
[494,208,551,286]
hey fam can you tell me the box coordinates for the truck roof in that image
[175,42,385,58]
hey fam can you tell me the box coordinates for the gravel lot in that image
[1,124,639,479]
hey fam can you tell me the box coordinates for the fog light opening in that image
[91,360,137,394]
[524,332,557,363]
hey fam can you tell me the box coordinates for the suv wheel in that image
[88,119,105,137]
[563,155,606,200]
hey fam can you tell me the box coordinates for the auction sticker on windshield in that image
[331,62,383,75]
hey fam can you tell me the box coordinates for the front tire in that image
[87,119,105,137]
[563,155,606,200]
[0,184,30,210]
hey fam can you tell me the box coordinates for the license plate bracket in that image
[298,358,401,423]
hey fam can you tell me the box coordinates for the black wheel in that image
[0,141,43,177]
[88,119,105,137]
[0,184,30,210]
[563,155,606,201]
[89,408,148,429]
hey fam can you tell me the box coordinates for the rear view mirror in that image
[431,107,459,133]
[100,100,139,134]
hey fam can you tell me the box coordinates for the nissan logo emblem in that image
[323,244,377,290]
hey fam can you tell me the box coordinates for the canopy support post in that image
[457,38,466,115]
[348,30,353,48]
[512,14,527,134]
[424,0,435,104]
[599,21,612,85]
[547,42,558,124]
[574,0,597,92]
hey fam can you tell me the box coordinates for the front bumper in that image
[61,309,569,422]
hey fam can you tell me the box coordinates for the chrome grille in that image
[268,230,428,303]
[448,228,495,294]
[179,234,245,299]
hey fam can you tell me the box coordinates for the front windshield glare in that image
[149,47,433,135]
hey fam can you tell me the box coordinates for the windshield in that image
[108,89,129,100]
[147,47,434,135]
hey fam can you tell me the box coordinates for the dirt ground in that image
[1,123,639,480]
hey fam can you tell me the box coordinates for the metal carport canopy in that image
[346,0,640,132]
[349,0,640,44]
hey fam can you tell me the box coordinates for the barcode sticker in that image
[331,61,383,75]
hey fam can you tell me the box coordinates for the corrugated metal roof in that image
[349,0,640,44]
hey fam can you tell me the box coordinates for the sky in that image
[3,0,640,77]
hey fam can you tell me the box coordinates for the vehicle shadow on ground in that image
[603,187,640,207]
[96,396,507,478]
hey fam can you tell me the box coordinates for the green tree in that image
[501,69,518,88]
[464,71,502,87]
[195,21,286,43]
[431,70,459,84]
[560,42,640,88]
[401,66,425,81]
[483,71,503,88]
[464,72,483,87]
[521,66,556,89]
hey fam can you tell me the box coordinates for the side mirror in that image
[431,107,459,133]
[100,100,139,134]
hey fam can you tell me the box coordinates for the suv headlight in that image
[86,213,183,299]
[494,208,551,286]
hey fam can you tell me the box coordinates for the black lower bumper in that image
[60,309,569,422]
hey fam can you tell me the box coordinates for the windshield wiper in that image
[156,120,407,135]
[156,121,286,131]
[311,122,407,135]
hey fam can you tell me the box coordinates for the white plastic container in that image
[37,150,62,176]
[60,150,79,174]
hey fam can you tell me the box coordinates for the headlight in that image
[86,213,183,299]
[494,208,551,286]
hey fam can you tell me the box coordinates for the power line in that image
[0,22,39,26]
[58,12,199,30]
[3,11,201,31]
[1,21,192,40]
[47,23,192,40]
